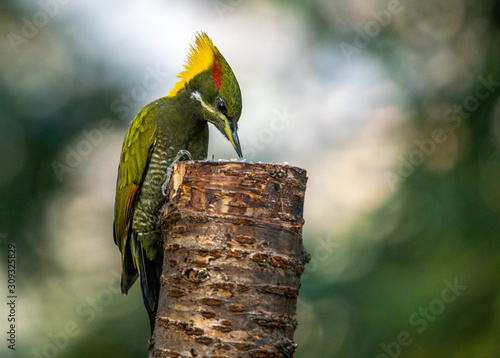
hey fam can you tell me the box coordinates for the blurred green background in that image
[1,0,500,357]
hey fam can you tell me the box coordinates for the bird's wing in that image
[113,105,157,294]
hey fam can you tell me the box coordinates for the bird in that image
[113,31,243,334]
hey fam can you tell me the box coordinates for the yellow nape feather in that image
[167,32,219,97]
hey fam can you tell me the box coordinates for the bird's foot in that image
[147,337,155,350]
[161,150,193,196]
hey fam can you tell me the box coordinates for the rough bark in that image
[149,161,309,358]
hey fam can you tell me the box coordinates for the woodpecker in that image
[113,32,242,333]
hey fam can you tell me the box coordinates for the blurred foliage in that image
[295,0,500,357]
[1,0,500,357]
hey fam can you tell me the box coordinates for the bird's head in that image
[168,32,243,157]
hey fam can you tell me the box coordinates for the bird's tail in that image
[138,244,162,335]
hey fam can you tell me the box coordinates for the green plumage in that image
[113,32,242,334]
[114,93,209,290]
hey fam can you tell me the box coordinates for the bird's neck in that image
[157,89,209,159]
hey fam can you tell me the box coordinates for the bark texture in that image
[149,161,309,358]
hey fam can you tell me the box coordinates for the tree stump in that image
[149,161,309,358]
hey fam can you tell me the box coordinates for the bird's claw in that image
[161,150,194,197]
[176,149,193,161]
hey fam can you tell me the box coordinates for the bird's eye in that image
[217,99,227,114]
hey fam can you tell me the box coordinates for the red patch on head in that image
[211,55,224,91]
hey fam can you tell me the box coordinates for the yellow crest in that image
[167,32,220,97]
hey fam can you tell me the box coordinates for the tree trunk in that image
[149,161,309,358]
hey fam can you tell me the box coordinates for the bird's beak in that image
[224,120,243,158]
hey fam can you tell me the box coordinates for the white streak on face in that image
[190,91,218,117]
